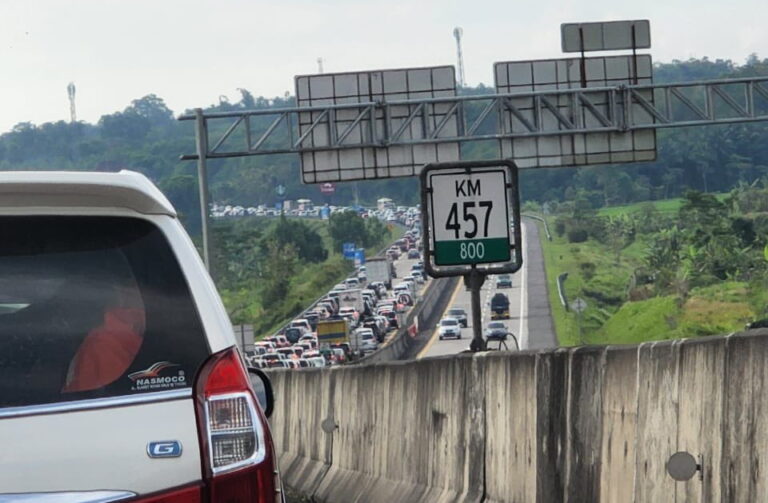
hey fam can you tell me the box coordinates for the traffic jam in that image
[246,225,427,369]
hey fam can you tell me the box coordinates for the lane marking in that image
[417,278,464,359]
[518,221,529,349]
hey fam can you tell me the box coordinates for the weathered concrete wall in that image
[269,329,768,502]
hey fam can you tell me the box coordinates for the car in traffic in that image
[407,249,420,259]
[496,274,513,289]
[447,307,468,327]
[438,317,462,340]
[357,328,379,353]
[491,293,511,320]
[0,171,281,500]
[265,334,290,348]
[484,321,508,340]
[290,318,313,334]
[383,310,399,329]
[397,292,413,307]
[285,326,304,344]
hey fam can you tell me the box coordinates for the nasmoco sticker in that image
[128,361,186,391]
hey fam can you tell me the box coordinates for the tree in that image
[328,211,368,253]
[261,242,298,308]
[126,94,175,127]
[98,110,150,142]
[364,217,388,248]
[266,216,327,263]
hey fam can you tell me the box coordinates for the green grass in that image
[598,193,729,218]
[536,218,644,346]
[596,282,755,344]
[536,200,755,346]
[596,296,680,344]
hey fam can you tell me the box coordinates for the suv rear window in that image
[0,216,209,409]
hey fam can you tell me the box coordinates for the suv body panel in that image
[0,396,201,493]
[0,171,273,499]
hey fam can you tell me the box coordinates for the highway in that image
[418,218,556,357]
[381,250,427,343]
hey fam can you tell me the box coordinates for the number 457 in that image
[445,201,492,239]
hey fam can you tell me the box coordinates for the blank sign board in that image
[494,54,656,168]
[295,66,460,183]
[562,20,651,53]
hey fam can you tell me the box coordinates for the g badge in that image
[147,441,183,458]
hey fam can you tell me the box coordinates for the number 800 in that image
[459,242,485,260]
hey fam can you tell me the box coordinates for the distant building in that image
[297,198,312,211]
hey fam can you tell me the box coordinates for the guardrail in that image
[557,272,569,311]
[522,213,552,241]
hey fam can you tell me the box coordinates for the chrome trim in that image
[0,490,137,502]
[0,389,192,419]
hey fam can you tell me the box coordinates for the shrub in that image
[579,261,596,280]
[567,228,588,243]
[554,218,567,237]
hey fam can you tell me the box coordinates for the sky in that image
[0,0,766,134]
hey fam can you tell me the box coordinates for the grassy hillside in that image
[597,193,728,218]
[214,216,402,338]
[536,220,645,346]
[536,193,766,346]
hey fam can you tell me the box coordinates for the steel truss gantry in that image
[180,76,768,161]
[179,75,768,269]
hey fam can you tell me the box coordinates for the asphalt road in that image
[418,218,556,358]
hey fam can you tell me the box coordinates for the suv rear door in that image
[0,215,211,496]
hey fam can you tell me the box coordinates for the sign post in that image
[420,160,523,351]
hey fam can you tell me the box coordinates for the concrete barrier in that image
[270,329,768,502]
[268,367,334,497]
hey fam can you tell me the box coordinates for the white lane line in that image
[518,221,528,349]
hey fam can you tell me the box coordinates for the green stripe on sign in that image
[434,238,510,266]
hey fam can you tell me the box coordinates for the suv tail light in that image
[194,347,281,502]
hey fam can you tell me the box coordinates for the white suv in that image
[0,171,283,502]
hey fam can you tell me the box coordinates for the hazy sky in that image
[0,0,766,133]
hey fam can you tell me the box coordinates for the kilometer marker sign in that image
[429,169,511,266]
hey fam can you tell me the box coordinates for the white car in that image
[356,328,378,352]
[0,171,282,500]
[290,318,313,334]
[438,317,462,340]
